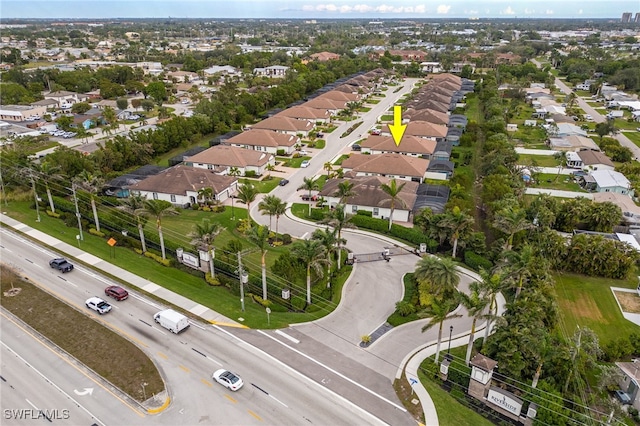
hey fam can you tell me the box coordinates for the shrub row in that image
[463,251,493,271]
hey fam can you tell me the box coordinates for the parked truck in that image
[153,309,190,333]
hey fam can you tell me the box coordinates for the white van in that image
[153,309,190,333]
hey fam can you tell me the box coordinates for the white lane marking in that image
[189,321,205,330]
[300,232,308,239]
[212,325,391,425]
[1,341,106,426]
[257,330,406,412]
[151,327,167,335]
[206,356,223,367]
[269,394,288,408]
[25,398,39,410]
[3,247,13,252]
[275,330,300,344]
[129,294,162,309]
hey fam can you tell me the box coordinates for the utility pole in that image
[0,169,7,206]
[71,183,84,241]
[31,177,41,222]
[237,251,246,312]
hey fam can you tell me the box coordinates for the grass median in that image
[0,265,164,402]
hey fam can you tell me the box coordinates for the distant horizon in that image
[2,1,639,20]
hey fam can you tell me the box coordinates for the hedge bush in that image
[143,251,171,267]
[46,209,61,218]
[88,228,105,237]
[463,251,493,271]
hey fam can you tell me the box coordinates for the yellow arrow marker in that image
[388,105,406,146]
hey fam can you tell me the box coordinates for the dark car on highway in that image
[49,258,74,273]
[279,179,289,186]
[105,285,129,301]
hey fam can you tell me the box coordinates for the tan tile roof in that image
[414,91,451,105]
[593,192,640,216]
[405,108,449,125]
[318,176,418,210]
[302,97,347,110]
[341,153,429,178]
[185,145,272,167]
[360,135,436,155]
[275,106,331,121]
[225,129,298,148]
[317,90,361,102]
[578,150,615,167]
[252,115,314,132]
[407,99,449,113]
[310,51,341,61]
[385,121,448,138]
[128,165,237,195]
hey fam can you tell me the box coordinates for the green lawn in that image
[276,156,311,168]
[239,176,281,193]
[380,114,393,122]
[517,154,558,167]
[531,173,584,192]
[624,131,640,149]
[613,118,640,131]
[334,154,350,165]
[2,201,344,329]
[553,272,639,344]
[511,126,548,146]
[464,96,481,123]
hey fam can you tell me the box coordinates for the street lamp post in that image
[71,184,83,241]
[141,382,148,401]
[446,325,454,360]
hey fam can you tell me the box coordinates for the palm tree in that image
[420,297,462,364]
[142,199,178,260]
[323,162,333,177]
[492,206,533,250]
[119,194,149,253]
[312,227,341,284]
[553,151,567,182]
[380,178,406,231]
[477,268,507,346]
[189,219,224,279]
[197,187,213,205]
[440,207,475,258]
[228,167,241,177]
[414,256,460,302]
[236,183,258,216]
[272,198,287,243]
[248,225,270,300]
[333,180,356,205]
[73,170,104,232]
[458,283,490,365]
[291,239,327,305]
[500,245,535,299]
[258,194,279,229]
[39,161,63,213]
[321,204,354,270]
[298,177,319,216]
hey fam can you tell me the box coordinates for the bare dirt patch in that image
[614,291,640,314]
[559,293,605,322]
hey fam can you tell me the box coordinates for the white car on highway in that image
[212,369,244,391]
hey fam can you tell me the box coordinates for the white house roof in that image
[590,169,631,189]
[618,101,640,111]
[616,233,640,252]
[565,151,581,162]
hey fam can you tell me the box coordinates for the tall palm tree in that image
[119,194,149,253]
[258,194,279,229]
[73,170,104,232]
[248,225,270,300]
[39,161,63,213]
[291,239,327,305]
[477,268,507,346]
[420,297,462,364]
[142,199,179,260]
[553,151,567,182]
[380,178,406,231]
[312,227,341,282]
[321,204,354,270]
[500,245,535,299]
[297,177,319,216]
[333,180,356,205]
[272,197,287,243]
[492,206,533,250]
[236,183,258,216]
[458,283,489,365]
[189,219,224,279]
[441,207,475,258]
[323,162,333,178]
[414,256,460,302]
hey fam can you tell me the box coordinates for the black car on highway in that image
[49,257,74,273]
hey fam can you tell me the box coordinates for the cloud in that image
[501,6,516,15]
[415,5,426,13]
[545,9,554,14]
[524,8,534,14]
[465,9,479,15]
[436,4,451,14]
[578,9,583,14]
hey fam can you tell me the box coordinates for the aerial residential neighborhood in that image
[1,5,640,426]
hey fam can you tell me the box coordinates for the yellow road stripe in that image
[179,364,190,373]
[248,410,262,421]
[201,378,213,387]
[208,321,249,329]
[157,352,168,360]
[147,397,170,414]
[224,394,237,404]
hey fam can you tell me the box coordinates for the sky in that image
[2,0,639,20]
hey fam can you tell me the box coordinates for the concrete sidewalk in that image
[0,213,242,327]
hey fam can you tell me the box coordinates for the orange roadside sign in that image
[107,238,117,247]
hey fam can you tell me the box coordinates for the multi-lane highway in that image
[0,229,389,425]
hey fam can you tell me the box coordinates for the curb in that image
[147,397,171,414]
